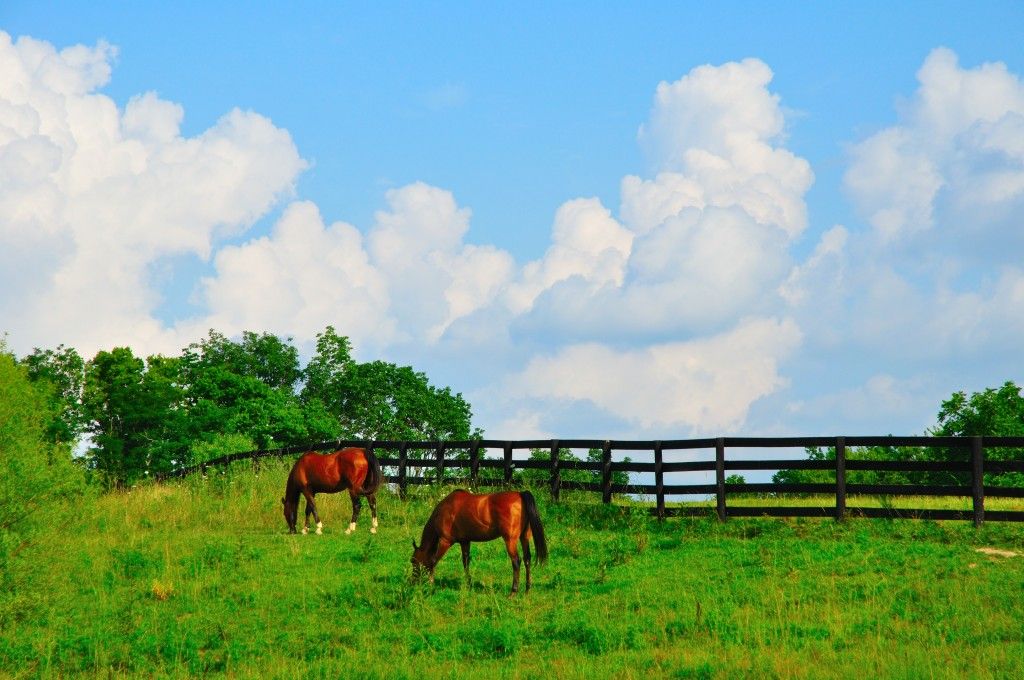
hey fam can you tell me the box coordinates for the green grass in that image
[3,460,1024,679]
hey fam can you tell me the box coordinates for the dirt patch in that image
[975,547,1019,558]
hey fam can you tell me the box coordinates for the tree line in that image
[16,326,482,487]
[771,381,1024,488]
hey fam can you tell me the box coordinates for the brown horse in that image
[281,447,382,535]
[411,489,547,594]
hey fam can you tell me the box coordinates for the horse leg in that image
[302,489,322,535]
[504,537,521,596]
[460,542,471,585]
[346,491,361,534]
[430,539,453,586]
[521,535,533,593]
[368,493,378,534]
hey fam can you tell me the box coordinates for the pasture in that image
[2,460,1024,679]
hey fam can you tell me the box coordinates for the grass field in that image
[3,460,1024,679]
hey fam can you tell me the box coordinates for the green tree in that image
[0,346,84,582]
[933,381,1024,486]
[82,348,186,486]
[21,344,86,446]
[520,448,631,490]
[774,381,1024,488]
[301,326,478,446]
[179,330,309,453]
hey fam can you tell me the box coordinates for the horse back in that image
[440,490,524,543]
[289,449,363,493]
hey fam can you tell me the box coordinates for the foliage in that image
[81,348,188,487]
[0,346,84,586]
[301,326,479,450]
[933,381,1024,486]
[26,326,479,486]
[774,381,1024,488]
[520,448,631,489]
[179,330,309,451]
[20,344,86,446]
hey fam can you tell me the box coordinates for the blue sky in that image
[2,2,1023,441]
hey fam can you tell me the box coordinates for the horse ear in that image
[411,539,418,551]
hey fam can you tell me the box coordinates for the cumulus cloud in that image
[508,318,802,432]
[193,201,393,350]
[513,58,812,347]
[833,48,1024,363]
[0,32,306,356]
[632,57,813,238]
[846,47,1024,247]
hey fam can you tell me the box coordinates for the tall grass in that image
[2,460,1023,678]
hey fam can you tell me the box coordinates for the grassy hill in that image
[3,459,1024,679]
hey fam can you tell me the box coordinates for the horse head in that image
[410,538,430,580]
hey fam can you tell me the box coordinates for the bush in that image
[0,348,85,586]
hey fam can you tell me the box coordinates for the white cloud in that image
[194,201,393,350]
[366,182,516,344]
[0,32,306,357]
[632,57,813,238]
[508,317,802,432]
[830,48,1024,367]
[505,197,632,314]
[846,47,1024,245]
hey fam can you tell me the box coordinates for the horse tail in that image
[360,447,382,495]
[282,455,304,504]
[520,490,547,564]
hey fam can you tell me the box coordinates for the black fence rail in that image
[160,436,1024,525]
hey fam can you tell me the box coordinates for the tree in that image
[301,326,478,446]
[21,344,86,446]
[82,348,186,486]
[774,381,1024,488]
[932,381,1024,486]
[0,346,84,582]
[179,330,309,452]
[520,448,631,490]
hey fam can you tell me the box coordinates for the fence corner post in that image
[715,437,727,522]
[971,435,984,528]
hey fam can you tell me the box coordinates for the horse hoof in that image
[316,527,322,535]
[301,527,308,535]
[370,527,377,534]
[316,522,323,535]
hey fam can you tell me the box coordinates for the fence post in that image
[835,436,846,522]
[550,439,561,502]
[503,442,513,484]
[398,443,408,500]
[715,437,727,522]
[654,441,665,521]
[470,440,481,487]
[436,442,446,484]
[601,440,613,504]
[971,436,984,527]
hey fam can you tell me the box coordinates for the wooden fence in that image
[161,436,1024,525]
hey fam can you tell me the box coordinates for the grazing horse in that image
[281,448,382,535]
[411,489,547,594]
